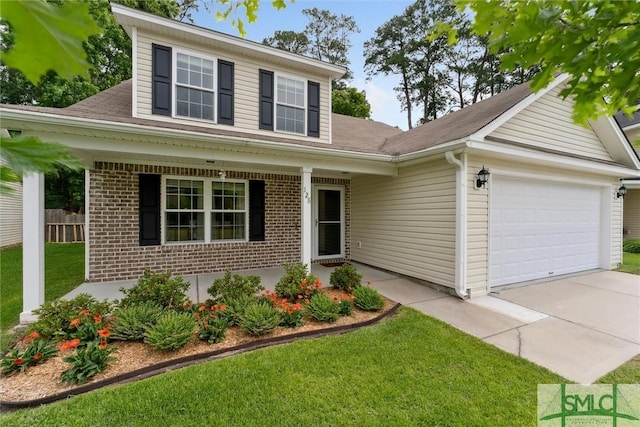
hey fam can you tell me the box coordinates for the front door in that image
[314,187,344,259]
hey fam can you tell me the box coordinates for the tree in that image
[262,8,360,87]
[364,14,415,129]
[460,0,640,123]
[332,87,371,119]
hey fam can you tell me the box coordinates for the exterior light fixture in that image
[616,184,627,198]
[476,166,490,188]
[218,170,226,181]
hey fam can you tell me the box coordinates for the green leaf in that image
[1,0,101,84]
[0,135,84,177]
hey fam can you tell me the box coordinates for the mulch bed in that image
[0,291,399,410]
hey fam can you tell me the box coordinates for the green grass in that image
[0,308,566,426]
[597,354,640,384]
[0,243,85,347]
[617,252,640,275]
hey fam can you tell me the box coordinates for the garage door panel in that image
[490,178,600,287]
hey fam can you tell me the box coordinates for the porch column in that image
[301,167,313,269]
[21,172,45,324]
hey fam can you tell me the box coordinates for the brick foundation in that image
[88,162,350,281]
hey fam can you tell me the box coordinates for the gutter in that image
[445,151,469,299]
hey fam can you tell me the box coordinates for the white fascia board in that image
[110,3,346,79]
[589,115,640,170]
[471,73,571,140]
[467,137,640,178]
[394,138,469,165]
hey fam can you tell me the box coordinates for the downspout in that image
[445,151,469,299]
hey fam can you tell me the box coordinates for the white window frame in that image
[172,48,218,123]
[161,176,249,245]
[274,72,307,135]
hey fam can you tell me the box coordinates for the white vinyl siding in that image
[0,182,22,248]
[623,189,640,239]
[135,31,330,143]
[489,85,614,161]
[351,160,456,288]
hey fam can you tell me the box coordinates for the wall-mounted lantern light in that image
[616,184,627,199]
[476,166,490,188]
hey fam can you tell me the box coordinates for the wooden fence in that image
[45,209,85,243]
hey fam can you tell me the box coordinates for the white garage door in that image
[490,177,601,287]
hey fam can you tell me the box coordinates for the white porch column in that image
[301,167,313,269]
[21,172,45,323]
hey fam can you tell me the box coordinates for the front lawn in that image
[1,308,566,426]
[597,353,640,384]
[0,243,85,348]
[617,252,640,275]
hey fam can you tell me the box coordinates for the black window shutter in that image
[152,44,172,116]
[218,60,234,125]
[139,174,161,246]
[249,180,265,241]
[307,81,320,137]
[259,70,274,130]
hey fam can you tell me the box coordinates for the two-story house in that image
[2,3,639,323]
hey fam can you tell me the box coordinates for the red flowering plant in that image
[194,304,229,344]
[66,307,111,348]
[1,332,58,375]
[274,263,322,301]
[261,291,305,328]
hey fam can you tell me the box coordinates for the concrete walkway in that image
[66,265,640,384]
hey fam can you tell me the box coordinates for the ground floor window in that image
[163,177,247,243]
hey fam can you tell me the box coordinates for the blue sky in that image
[192,0,414,129]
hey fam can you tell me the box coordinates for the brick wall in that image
[89,162,350,281]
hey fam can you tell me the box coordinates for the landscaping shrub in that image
[119,270,190,310]
[217,296,259,326]
[60,341,115,385]
[353,287,385,312]
[623,239,640,254]
[239,303,280,336]
[305,294,340,323]
[30,294,112,341]
[338,298,354,316]
[1,333,58,375]
[207,271,264,302]
[275,263,321,301]
[144,312,195,351]
[329,263,362,293]
[110,303,163,341]
[278,302,305,328]
[196,315,229,344]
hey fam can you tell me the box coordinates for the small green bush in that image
[275,263,320,301]
[278,303,305,328]
[329,263,362,293]
[217,296,259,326]
[144,312,195,351]
[110,304,164,341]
[197,316,229,344]
[30,294,112,340]
[60,341,115,385]
[207,271,264,302]
[623,239,640,254]
[338,299,353,316]
[239,303,280,336]
[353,287,385,312]
[119,270,190,310]
[305,294,340,323]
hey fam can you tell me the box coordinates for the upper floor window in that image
[175,52,215,121]
[276,76,305,134]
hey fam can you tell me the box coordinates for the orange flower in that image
[287,308,294,314]
[98,342,108,349]
[23,331,40,343]
[213,304,219,311]
[304,299,310,304]
[33,352,43,361]
[302,278,308,286]
[203,321,209,329]
[70,318,81,328]
[98,328,110,338]
[332,296,339,302]
[61,338,81,350]
[79,309,91,316]
[198,305,206,312]
[219,305,227,311]
[194,313,200,320]
[184,301,192,309]
[93,314,102,324]
[12,358,24,366]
